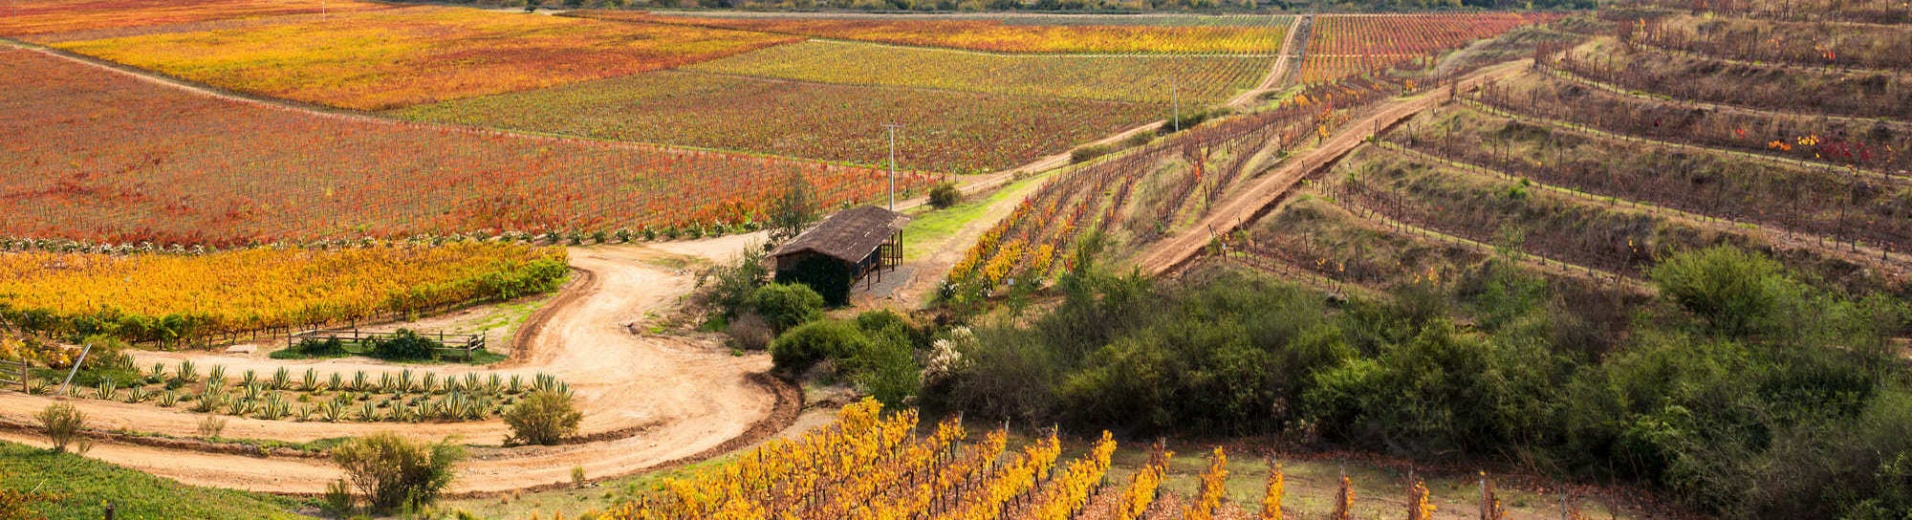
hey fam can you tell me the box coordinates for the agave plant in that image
[328,372,344,393]
[486,374,503,395]
[158,390,179,407]
[269,367,290,390]
[302,368,321,392]
[176,360,199,383]
[148,363,168,384]
[296,404,314,422]
[191,392,222,413]
[27,380,50,395]
[352,371,369,392]
[507,374,524,394]
[464,373,480,393]
[239,369,257,388]
[207,365,227,389]
[358,402,378,422]
[125,386,151,404]
[96,380,118,401]
[322,401,346,422]
[243,383,265,402]
[421,373,437,395]
[226,398,255,417]
[397,369,415,394]
[259,393,289,420]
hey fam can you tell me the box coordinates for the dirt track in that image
[1131,60,1532,275]
[0,246,787,495]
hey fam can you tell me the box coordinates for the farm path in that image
[0,245,787,495]
[1131,59,1532,276]
[1225,12,1304,110]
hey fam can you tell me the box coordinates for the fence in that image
[287,328,487,362]
[0,358,26,393]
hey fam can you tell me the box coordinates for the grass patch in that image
[902,174,1047,259]
[0,441,311,520]
[268,343,507,365]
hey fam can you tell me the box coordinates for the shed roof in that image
[771,206,910,264]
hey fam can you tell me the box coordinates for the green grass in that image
[0,441,311,520]
[431,454,737,520]
[902,174,1048,259]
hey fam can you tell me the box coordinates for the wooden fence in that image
[0,358,27,393]
[287,328,487,362]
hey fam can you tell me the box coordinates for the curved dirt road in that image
[0,246,780,494]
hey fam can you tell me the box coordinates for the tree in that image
[330,433,464,515]
[1648,246,1788,337]
[769,172,818,242]
[503,390,583,446]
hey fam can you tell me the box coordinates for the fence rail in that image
[287,328,487,362]
[0,358,25,393]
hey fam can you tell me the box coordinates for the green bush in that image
[1069,144,1113,164]
[770,320,871,374]
[748,283,825,334]
[371,330,439,361]
[292,338,347,358]
[503,390,583,446]
[330,433,464,515]
[928,181,962,209]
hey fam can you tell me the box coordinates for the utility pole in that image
[883,123,903,211]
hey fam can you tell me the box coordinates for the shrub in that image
[503,390,583,446]
[928,181,962,209]
[771,320,871,375]
[197,415,227,439]
[34,403,85,453]
[1069,144,1113,164]
[695,247,769,320]
[330,433,464,515]
[293,338,347,357]
[372,330,440,361]
[727,312,775,351]
[748,283,825,333]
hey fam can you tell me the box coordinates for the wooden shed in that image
[770,206,908,304]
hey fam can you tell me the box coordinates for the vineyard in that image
[685,40,1269,105]
[0,0,391,38]
[0,48,927,246]
[1223,9,1912,303]
[572,11,1289,55]
[47,6,799,110]
[391,70,1165,173]
[0,243,566,345]
[945,78,1401,298]
[1295,13,1560,83]
[590,399,1580,520]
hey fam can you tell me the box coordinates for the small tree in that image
[330,433,464,515]
[503,390,583,446]
[748,283,825,333]
[34,403,85,453]
[768,172,819,242]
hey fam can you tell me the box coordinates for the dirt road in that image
[0,246,784,494]
[1130,60,1532,275]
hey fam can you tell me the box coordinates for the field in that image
[574,11,1289,54]
[944,78,1398,300]
[1229,11,1912,302]
[0,0,391,38]
[0,243,564,345]
[1295,13,1559,83]
[0,48,924,246]
[685,40,1269,105]
[47,6,799,109]
[392,70,1166,173]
